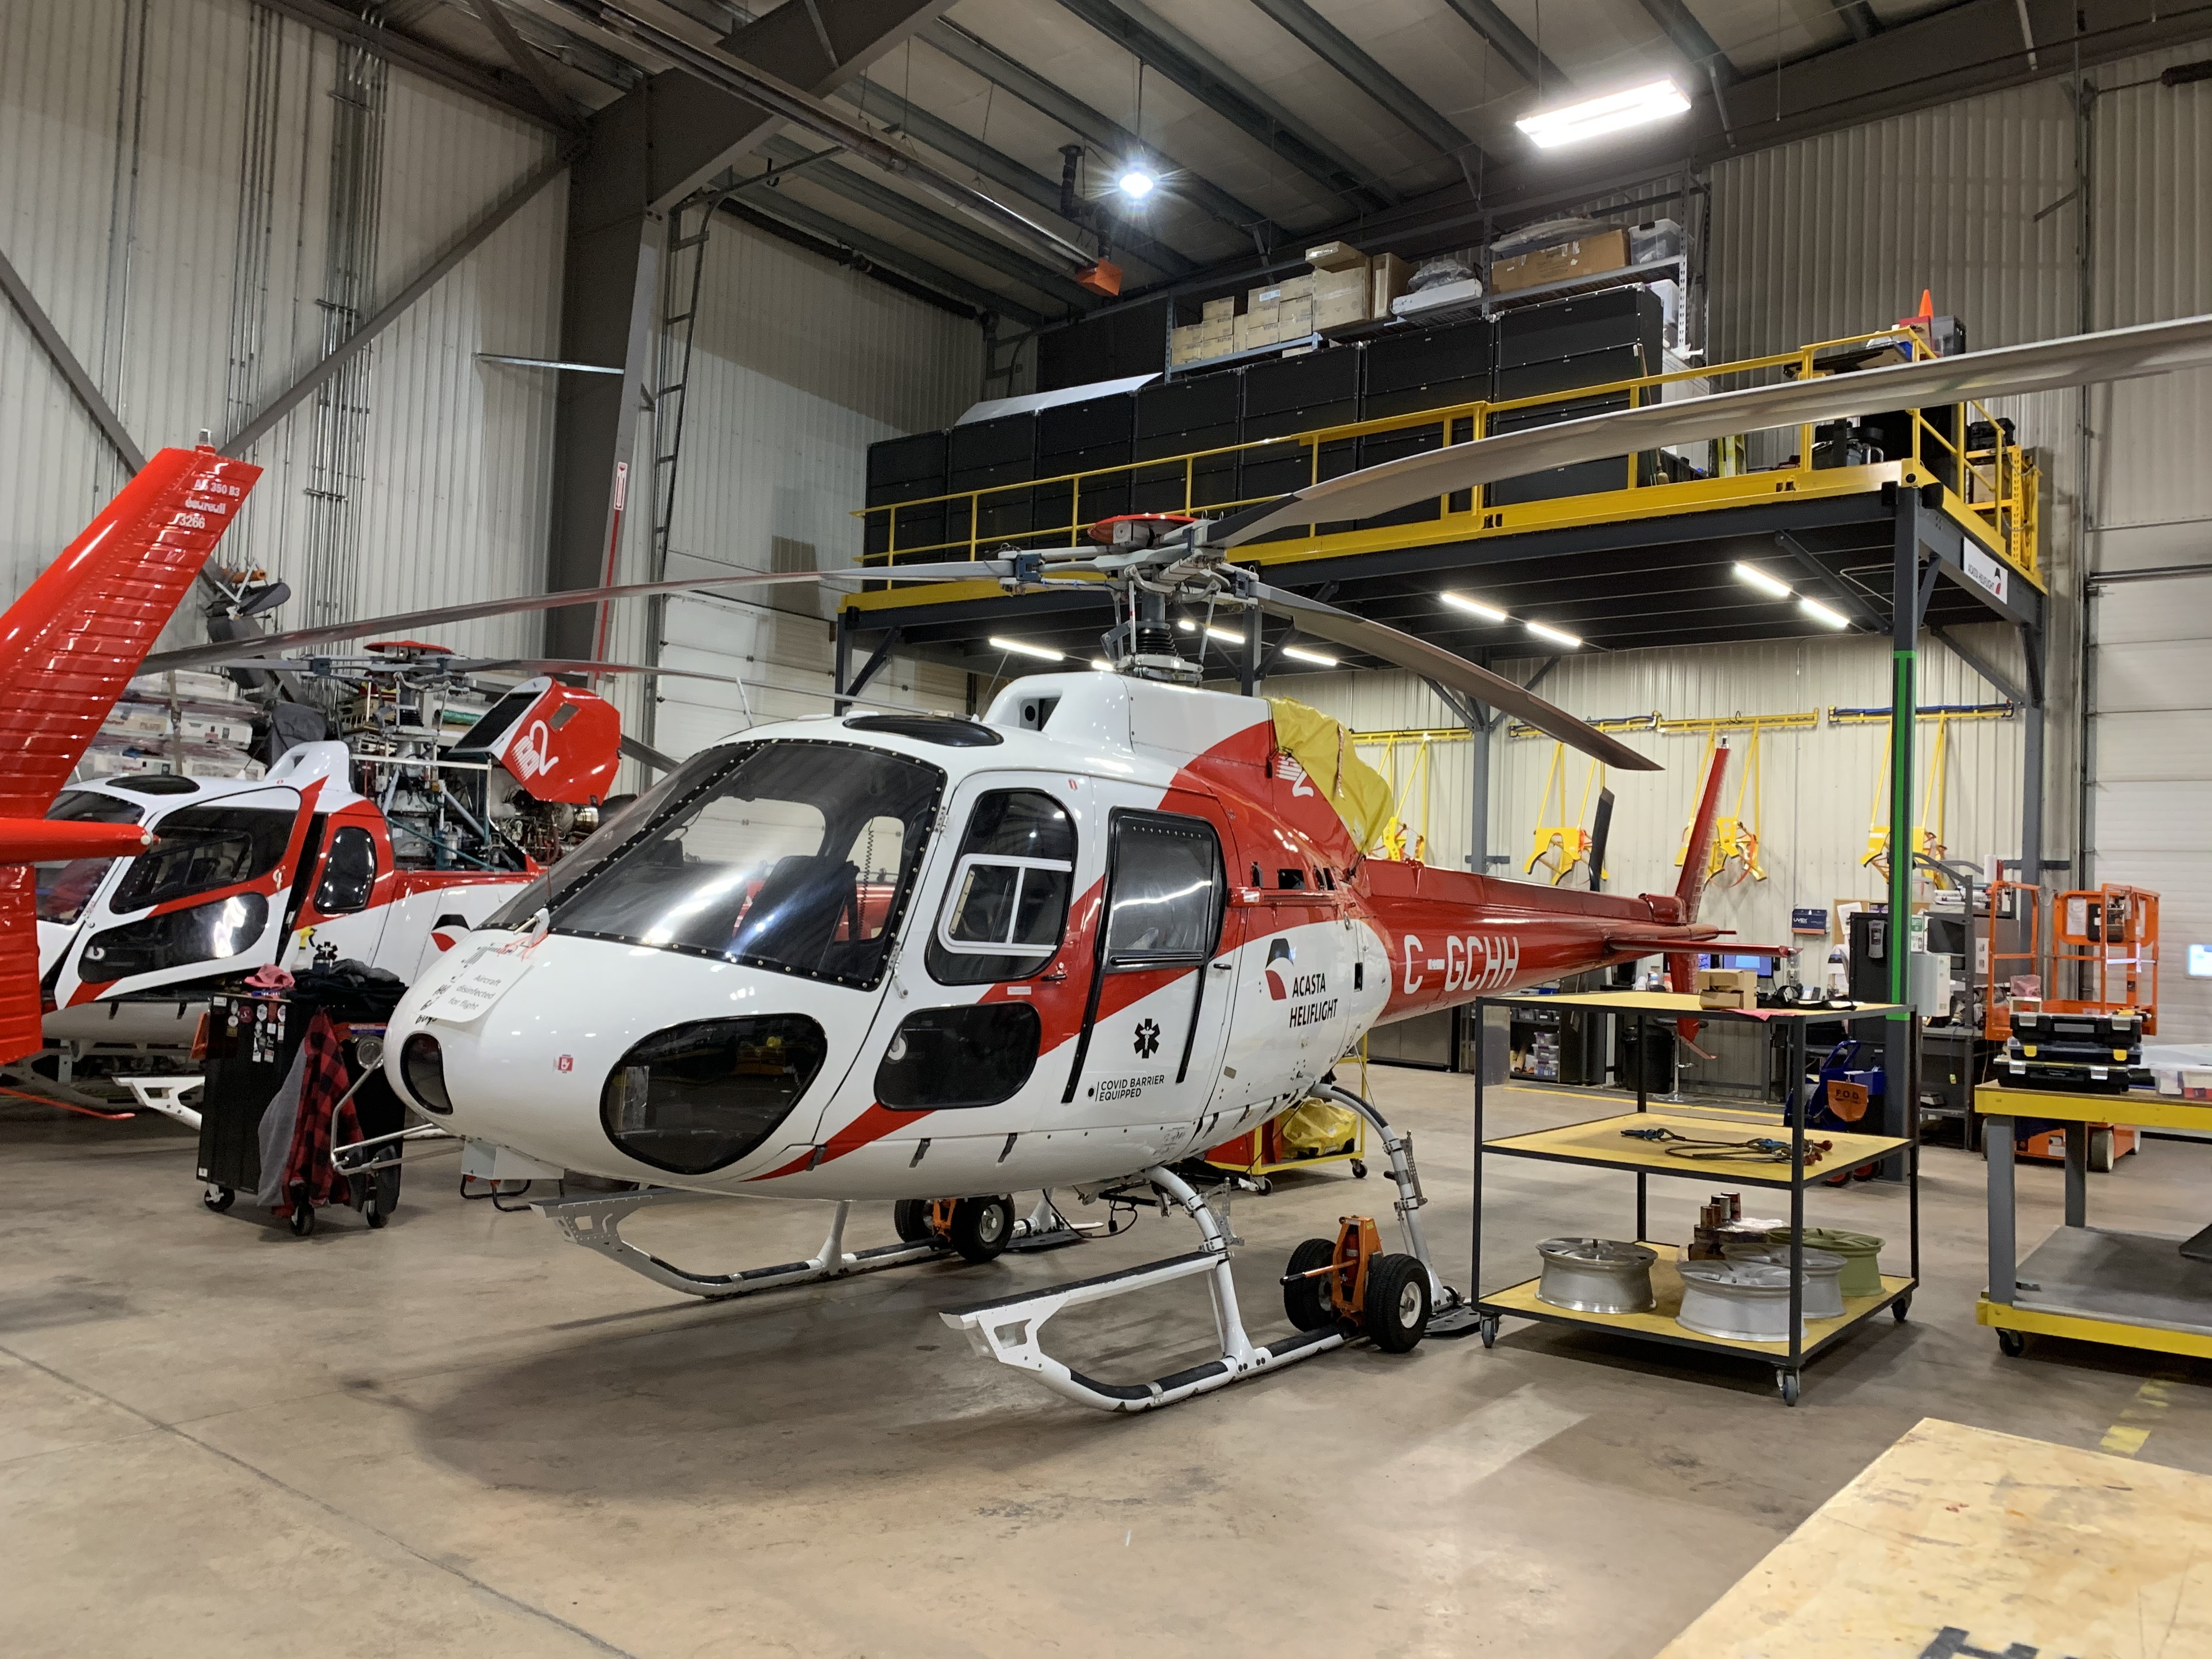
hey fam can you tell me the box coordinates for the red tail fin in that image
[0,446,261,1060]
[1673,746,1730,925]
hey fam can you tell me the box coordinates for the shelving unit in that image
[1977,1084,2212,1360]
[1471,990,1922,1404]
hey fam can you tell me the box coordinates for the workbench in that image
[1978,1081,2212,1359]
[1472,991,1921,1404]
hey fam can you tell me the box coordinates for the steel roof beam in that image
[1052,0,1398,212]
[1838,1,1883,42]
[922,20,1287,251]
[1634,0,1739,81]
[753,137,1102,312]
[828,80,1198,276]
[1436,0,1566,93]
[719,195,1035,323]
[1243,0,1487,165]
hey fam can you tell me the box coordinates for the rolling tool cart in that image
[1978,1081,2212,1361]
[1471,990,1921,1404]
[196,966,408,1235]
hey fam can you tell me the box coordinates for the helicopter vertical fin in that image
[1674,747,1730,926]
[0,445,263,1060]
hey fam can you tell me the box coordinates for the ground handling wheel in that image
[893,1199,935,1244]
[949,1195,1015,1263]
[1363,1252,1431,1353]
[1997,1328,2027,1358]
[1282,1238,1340,1331]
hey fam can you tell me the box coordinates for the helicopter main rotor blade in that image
[1246,582,1660,771]
[1213,313,2212,548]
[141,560,1019,677]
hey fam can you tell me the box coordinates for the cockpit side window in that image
[109,806,295,913]
[1103,813,1224,970]
[313,825,380,913]
[546,740,941,990]
[36,792,145,923]
[926,789,1075,986]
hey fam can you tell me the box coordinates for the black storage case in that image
[862,431,948,560]
[196,986,408,1219]
[1133,371,1243,514]
[1035,391,1136,539]
[1239,352,1360,534]
[946,413,1037,547]
[1489,291,1663,506]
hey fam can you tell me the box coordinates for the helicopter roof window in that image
[109,806,296,913]
[549,740,941,989]
[842,714,1002,748]
[450,687,539,757]
[103,775,200,796]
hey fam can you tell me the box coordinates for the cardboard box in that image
[1234,315,1280,350]
[2181,1067,2212,1102]
[1278,298,1315,337]
[1314,263,1370,330]
[1306,240,1367,271]
[1370,251,1410,316]
[1201,295,1237,322]
[1489,227,1629,294]
[1697,967,1760,1011]
[1276,272,1314,301]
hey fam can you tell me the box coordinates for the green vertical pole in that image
[1887,488,1921,1177]
[1891,489,1919,1009]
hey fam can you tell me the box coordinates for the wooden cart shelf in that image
[1485,1110,1914,1189]
[1484,1243,1914,1358]
[1471,994,1922,1405]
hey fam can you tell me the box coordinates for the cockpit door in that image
[53,785,309,1006]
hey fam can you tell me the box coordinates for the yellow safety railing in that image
[855,321,2040,585]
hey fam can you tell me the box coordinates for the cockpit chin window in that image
[543,740,943,989]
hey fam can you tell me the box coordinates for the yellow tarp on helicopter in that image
[1267,697,1396,854]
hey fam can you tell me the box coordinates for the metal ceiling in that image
[290,0,2207,329]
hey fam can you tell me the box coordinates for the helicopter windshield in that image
[540,740,942,989]
[35,791,145,925]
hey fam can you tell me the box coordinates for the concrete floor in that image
[6,1068,2211,1658]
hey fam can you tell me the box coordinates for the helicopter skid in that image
[941,1164,1346,1413]
[532,1189,951,1300]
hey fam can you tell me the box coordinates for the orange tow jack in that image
[1278,1214,1431,1352]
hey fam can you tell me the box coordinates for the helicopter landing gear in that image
[1310,1081,1479,1338]
[533,1187,953,1300]
[940,1164,1356,1414]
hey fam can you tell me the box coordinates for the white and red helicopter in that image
[12,316,2212,1412]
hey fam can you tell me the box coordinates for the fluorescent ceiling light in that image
[1525,620,1582,648]
[990,636,1063,661]
[1516,79,1691,149]
[1117,167,1157,200]
[1176,618,1197,631]
[1090,657,1114,670]
[1733,561,1793,599]
[1282,645,1338,667]
[1204,625,1243,645]
[1443,591,1509,622]
[1798,596,1851,629]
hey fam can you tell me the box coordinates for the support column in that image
[1240,606,1261,697]
[544,0,956,659]
[2020,622,2047,885]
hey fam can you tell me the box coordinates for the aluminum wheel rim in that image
[1396,1279,1423,1327]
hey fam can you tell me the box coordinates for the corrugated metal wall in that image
[2080,43,2212,1039]
[1274,623,2027,954]
[630,208,981,764]
[0,0,567,658]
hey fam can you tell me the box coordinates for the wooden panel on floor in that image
[1656,1417,2212,1658]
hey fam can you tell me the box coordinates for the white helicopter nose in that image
[383,935,847,1186]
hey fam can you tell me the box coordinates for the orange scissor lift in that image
[1982,882,2161,1167]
